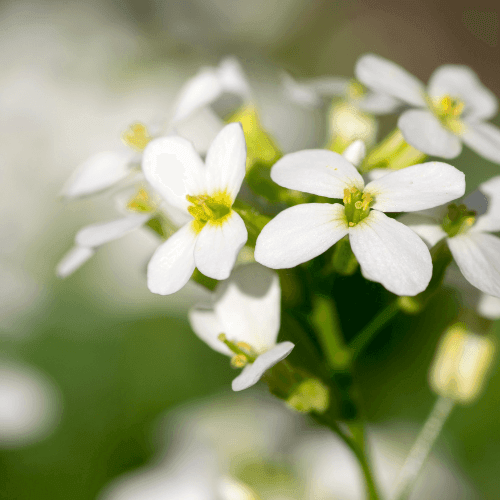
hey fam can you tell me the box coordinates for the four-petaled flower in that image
[142,123,248,295]
[254,149,465,296]
[399,176,500,298]
[356,54,500,162]
[189,264,294,391]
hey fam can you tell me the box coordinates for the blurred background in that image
[1,0,499,498]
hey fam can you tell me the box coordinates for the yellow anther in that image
[122,123,151,152]
[343,188,351,204]
[127,188,155,213]
[349,221,355,227]
[350,186,358,193]
[231,354,248,368]
[236,342,253,352]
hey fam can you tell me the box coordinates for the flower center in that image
[442,203,476,237]
[347,79,366,101]
[431,95,465,135]
[187,192,232,229]
[218,333,258,368]
[126,188,156,212]
[343,187,373,226]
[122,122,151,151]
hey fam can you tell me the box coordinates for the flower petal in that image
[462,121,500,164]
[61,150,133,198]
[365,162,465,212]
[216,57,251,98]
[75,214,150,247]
[395,214,447,248]
[231,342,294,392]
[468,176,500,233]
[342,140,366,168]
[188,306,232,356]
[349,210,432,296]
[306,76,350,96]
[448,232,500,297]
[477,293,500,320]
[147,222,197,295]
[398,109,462,158]
[142,135,206,212]
[427,65,498,120]
[194,211,248,280]
[281,72,323,108]
[270,150,364,198]
[204,122,246,199]
[355,91,401,114]
[171,68,222,123]
[214,264,281,352]
[56,246,95,278]
[254,203,348,269]
[355,53,426,107]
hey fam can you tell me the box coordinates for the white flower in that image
[188,263,294,391]
[356,54,500,162]
[399,176,500,298]
[171,57,251,124]
[56,187,156,278]
[142,123,249,295]
[60,123,153,199]
[254,150,465,296]
[281,72,401,114]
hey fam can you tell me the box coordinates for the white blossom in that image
[399,176,500,298]
[255,150,465,296]
[189,263,294,391]
[356,54,500,162]
[142,123,248,295]
[171,57,251,124]
[281,72,401,114]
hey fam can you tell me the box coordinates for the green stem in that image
[315,415,382,500]
[392,396,455,500]
[349,301,400,360]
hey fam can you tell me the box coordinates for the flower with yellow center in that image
[189,264,294,391]
[398,175,500,298]
[61,122,153,198]
[356,54,500,162]
[142,123,248,295]
[255,148,465,296]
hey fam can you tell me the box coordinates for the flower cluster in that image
[59,54,500,499]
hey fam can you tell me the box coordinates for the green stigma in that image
[187,192,232,233]
[343,187,373,226]
[442,203,476,237]
[431,95,465,135]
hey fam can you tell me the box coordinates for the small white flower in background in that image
[399,176,500,298]
[171,57,252,124]
[60,123,153,199]
[281,72,401,114]
[356,54,500,162]
[142,122,249,295]
[56,187,157,278]
[254,149,465,296]
[189,263,294,391]
[0,362,61,448]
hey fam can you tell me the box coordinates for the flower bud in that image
[429,323,495,404]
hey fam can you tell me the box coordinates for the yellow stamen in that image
[122,123,151,151]
[126,188,155,213]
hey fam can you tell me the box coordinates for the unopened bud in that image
[429,323,495,404]
[286,378,330,413]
